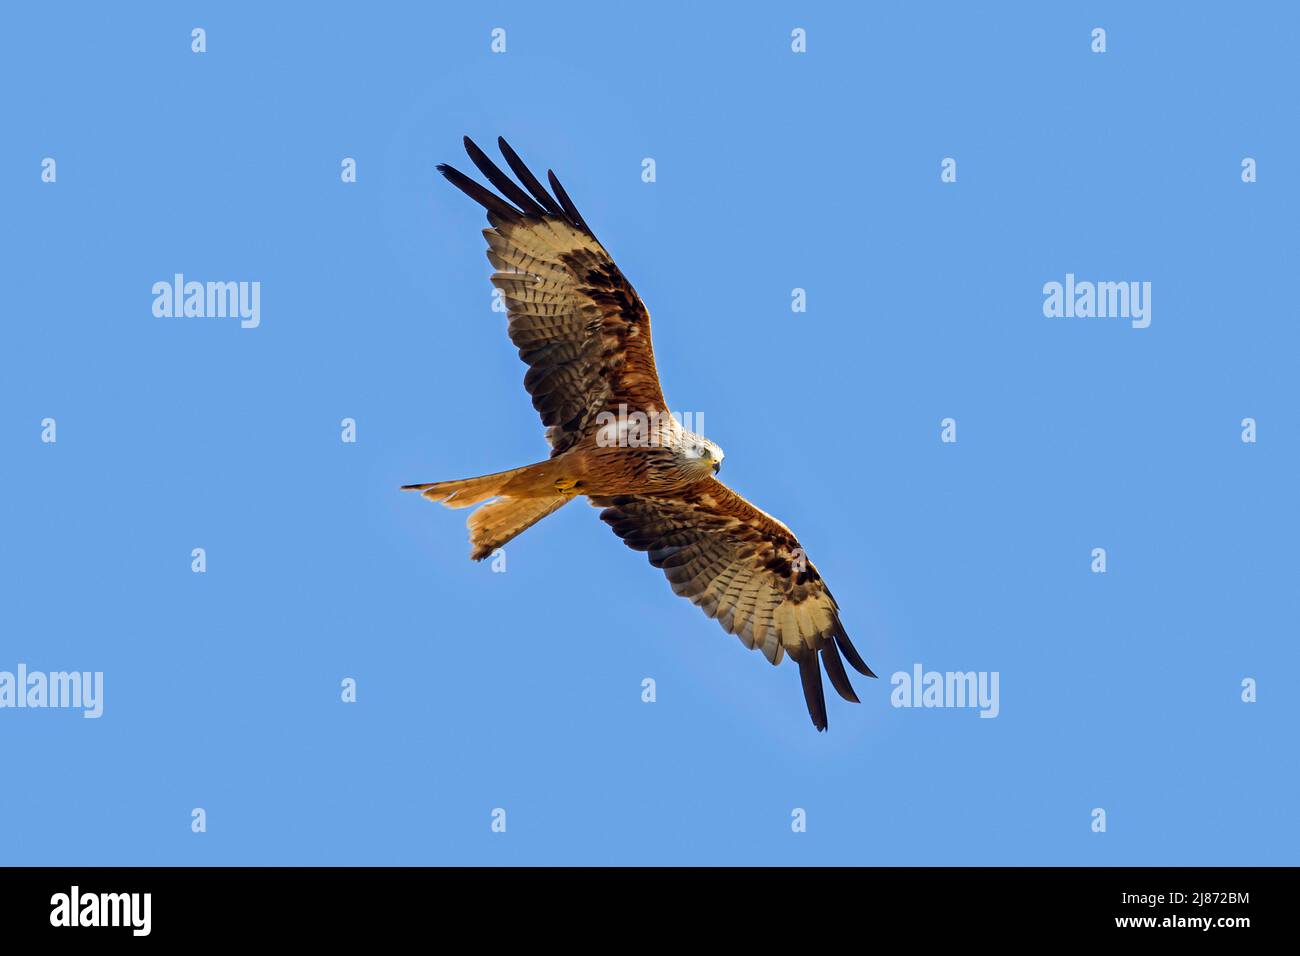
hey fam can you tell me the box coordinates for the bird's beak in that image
[712,461,721,474]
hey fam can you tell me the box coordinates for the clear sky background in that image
[2,2,1295,865]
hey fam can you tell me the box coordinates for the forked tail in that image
[402,462,572,559]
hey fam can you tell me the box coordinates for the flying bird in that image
[403,136,875,730]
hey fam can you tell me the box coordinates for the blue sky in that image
[1,2,1295,865]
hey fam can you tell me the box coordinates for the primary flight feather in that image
[403,136,875,731]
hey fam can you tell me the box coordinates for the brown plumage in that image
[403,136,875,731]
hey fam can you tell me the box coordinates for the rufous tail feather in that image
[402,460,575,559]
[465,495,570,560]
[401,464,535,509]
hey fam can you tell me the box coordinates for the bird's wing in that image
[438,136,668,456]
[590,478,875,731]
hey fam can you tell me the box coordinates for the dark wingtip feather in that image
[497,137,566,217]
[797,652,828,732]
[547,169,591,235]
[833,621,875,678]
[820,640,859,703]
[437,162,522,221]
[462,136,548,217]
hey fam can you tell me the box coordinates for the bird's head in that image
[679,436,725,477]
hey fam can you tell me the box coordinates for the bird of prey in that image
[403,136,875,730]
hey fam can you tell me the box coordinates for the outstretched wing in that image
[438,136,667,456]
[591,479,875,731]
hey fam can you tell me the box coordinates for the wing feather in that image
[439,136,667,455]
[497,136,567,218]
[463,135,549,217]
[592,478,875,731]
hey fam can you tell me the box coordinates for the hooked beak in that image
[712,460,721,474]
